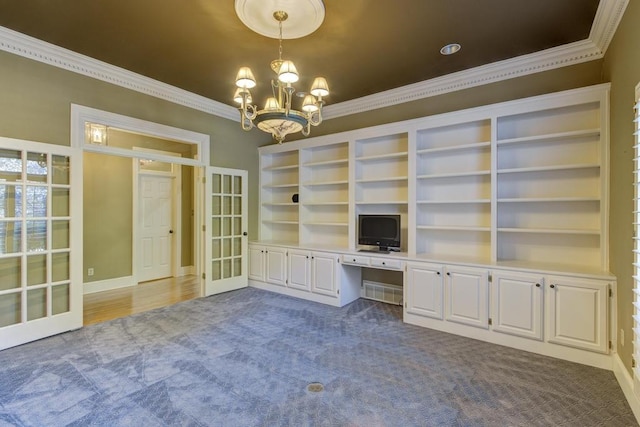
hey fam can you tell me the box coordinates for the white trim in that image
[83,276,135,294]
[0,0,628,121]
[614,354,640,423]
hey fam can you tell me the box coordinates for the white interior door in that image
[139,174,173,282]
[0,138,82,350]
[204,167,248,296]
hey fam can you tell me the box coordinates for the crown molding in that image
[0,0,628,122]
[0,26,238,121]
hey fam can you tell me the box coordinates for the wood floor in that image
[83,275,201,325]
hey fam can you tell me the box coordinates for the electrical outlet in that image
[621,329,625,346]
[88,268,94,277]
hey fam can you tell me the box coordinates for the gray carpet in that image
[0,287,636,426]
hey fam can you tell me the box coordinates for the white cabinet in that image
[248,244,287,286]
[265,246,287,287]
[248,245,266,282]
[311,252,339,297]
[492,271,544,341]
[547,275,609,354]
[287,249,339,296]
[445,266,489,329]
[288,249,311,291]
[405,262,444,320]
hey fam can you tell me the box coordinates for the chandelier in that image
[233,10,329,144]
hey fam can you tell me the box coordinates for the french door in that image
[0,138,81,350]
[203,167,248,296]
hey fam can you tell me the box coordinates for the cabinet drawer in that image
[341,254,370,266]
[370,257,403,270]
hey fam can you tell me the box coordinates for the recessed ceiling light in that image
[440,43,461,55]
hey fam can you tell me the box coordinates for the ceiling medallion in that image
[233,4,329,144]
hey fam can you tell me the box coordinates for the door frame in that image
[71,105,209,294]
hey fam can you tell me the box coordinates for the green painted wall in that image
[603,0,640,376]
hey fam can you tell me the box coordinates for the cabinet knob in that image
[382,262,386,265]
[437,272,441,275]
[446,272,450,276]
[536,283,541,288]
[550,284,555,289]
[306,256,309,259]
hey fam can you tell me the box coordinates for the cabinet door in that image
[265,247,287,287]
[248,245,265,281]
[288,249,311,291]
[547,276,608,353]
[311,252,338,297]
[445,266,489,329]
[405,262,444,320]
[492,271,544,340]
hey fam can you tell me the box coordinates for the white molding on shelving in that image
[0,0,628,121]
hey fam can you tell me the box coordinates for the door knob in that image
[243,232,248,236]
[169,230,174,234]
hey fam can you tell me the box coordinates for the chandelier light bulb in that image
[233,88,252,104]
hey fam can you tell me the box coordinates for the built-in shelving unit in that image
[257,84,610,275]
[299,141,350,247]
[259,150,299,244]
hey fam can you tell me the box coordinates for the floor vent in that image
[361,280,403,305]
[307,382,324,393]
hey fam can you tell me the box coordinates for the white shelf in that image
[356,176,408,184]
[356,201,408,205]
[303,158,349,167]
[417,199,491,205]
[417,141,491,155]
[417,225,491,232]
[263,220,299,225]
[496,128,600,146]
[263,164,299,171]
[302,180,349,186]
[301,201,349,206]
[302,221,348,227]
[262,202,298,207]
[355,152,408,162]
[262,183,299,189]
[498,197,600,203]
[497,163,600,174]
[497,227,600,235]
[417,170,490,180]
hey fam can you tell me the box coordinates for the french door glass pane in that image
[0,221,22,254]
[0,149,22,182]
[212,196,221,215]
[0,257,21,290]
[233,176,242,194]
[233,258,241,277]
[26,152,47,183]
[212,173,221,193]
[27,220,47,252]
[222,238,231,257]
[27,288,47,321]
[211,217,221,237]
[211,260,221,280]
[0,184,19,217]
[52,188,69,217]
[223,175,231,194]
[27,254,46,286]
[0,293,21,327]
[222,259,231,278]
[222,217,231,236]
[52,284,70,315]
[52,252,70,282]
[25,186,47,217]
[52,155,70,185]
[52,220,69,249]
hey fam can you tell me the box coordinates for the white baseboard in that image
[83,276,135,294]
[177,265,195,276]
[613,354,640,423]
